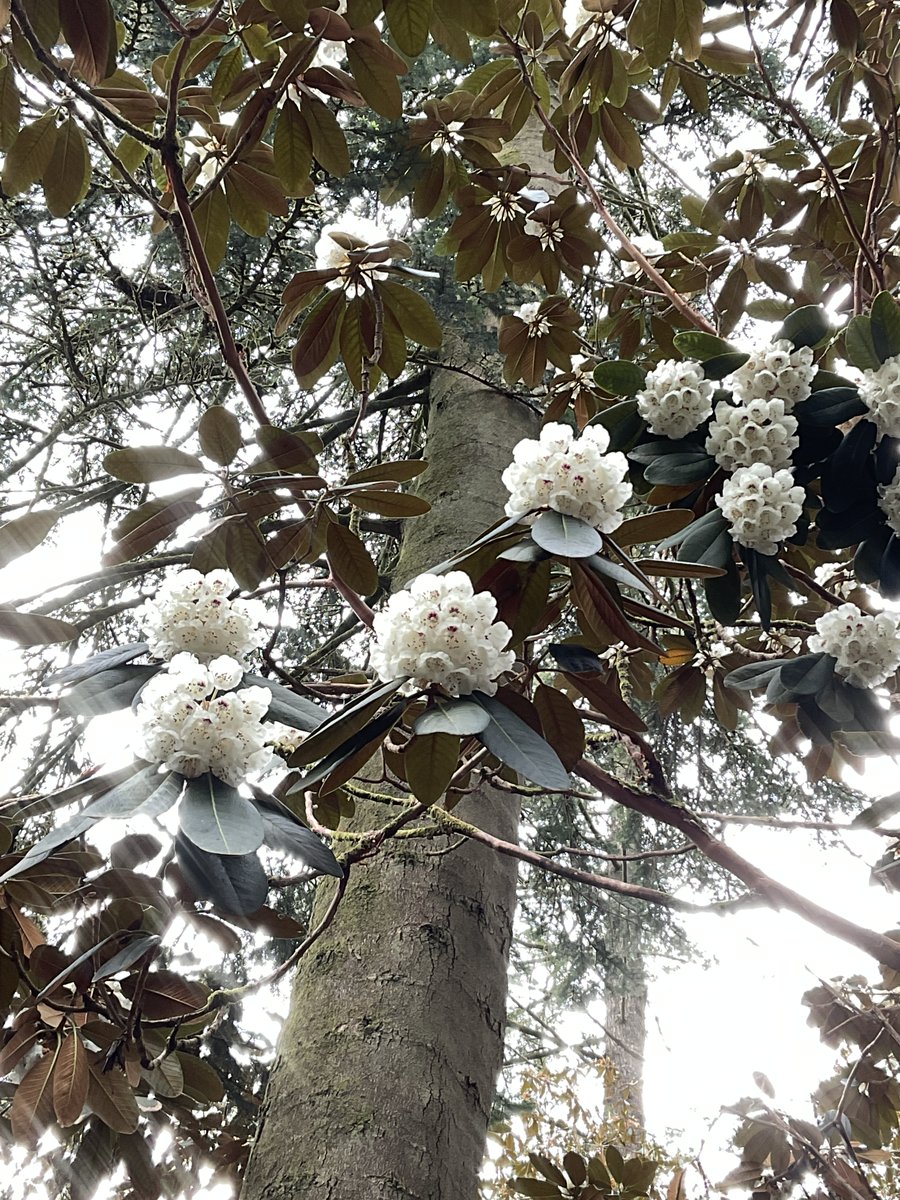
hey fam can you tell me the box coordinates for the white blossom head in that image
[726,338,816,409]
[140,569,265,665]
[878,463,900,533]
[858,355,900,439]
[621,235,664,277]
[715,463,805,556]
[314,214,391,284]
[808,603,900,689]
[501,422,632,533]
[371,571,516,697]
[705,397,799,472]
[133,653,274,786]
[635,359,715,440]
[514,301,551,338]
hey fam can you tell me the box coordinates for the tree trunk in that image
[602,811,649,1144]
[240,350,537,1200]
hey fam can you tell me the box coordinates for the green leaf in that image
[592,359,646,397]
[378,281,442,349]
[844,315,881,370]
[86,765,170,818]
[672,330,734,360]
[473,692,571,790]
[179,775,265,856]
[700,351,749,380]
[414,697,491,736]
[531,510,603,558]
[326,521,379,595]
[385,0,432,56]
[2,112,57,195]
[198,405,242,466]
[405,732,459,803]
[192,185,230,273]
[250,791,343,876]
[346,488,431,517]
[590,400,644,451]
[0,609,78,646]
[42,117,91,217]
[777,305,831,349]
[850,791,900,829]
[778,652,834,695]
[870,291,900,362]
[174,834,268,915]
[104,445,206,483]
[0,509,57,568]
[273,99,313,195]
[723,659,788,691]
[794,387,865,426]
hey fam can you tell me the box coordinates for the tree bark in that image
[240,350,537,1200]
[602,810,649,1144]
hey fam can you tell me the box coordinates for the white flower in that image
[265,722,307,755]
[514,301,552,338]
[715,463,804,556]
[483,193,523,223]
[133,654,274,786]
[621,235,664,277]
[705,397,799,471]
[523,215,565,250]
[808,603,900,689]
[726,338,816,409]
[502,422,632,533]
[314,215,390,285]
[371,571,516,697]
[635,359,715,440]
[429,121,464,155]
[858,354,900,439]
[878,464,900,532]
[140,569,265,664]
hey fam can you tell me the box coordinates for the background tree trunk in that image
[240,350,537,1200]
[602,810,649,1145]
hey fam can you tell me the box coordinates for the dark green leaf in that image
[179,775,265,856]
[844,315,881,370]
[414,697,491,736]
[778,652,834,694]
[672,330,735,360]
[548,643,605,673]
[174,834,268,915]
[592,359,646,397]
[777,305,830,348]
[244,675,326,732]
[59,665,159,719]
[870,292,900,362]
[473,692,571,790]
[50,642,148,685]
[589,400,644,451]
[250,791,343,877]
[531,510,603,558]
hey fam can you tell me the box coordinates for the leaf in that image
[778,652,834,694]
[250,792,343,876]
[777,305,830,349]
[345,488,432,518]
[103,491,204,566]
[2,113,58,196]
[0,609,77,646]
[273,99,313,195]
[104,446,205,483]
[42,117,91,216]
[592,359,646,397]
[586,553,654,595]
[122,970,208,1020]
[531,510,603,558]
[414,697,491,736]
[292,287,346,387]
[385,0,432,55]
[193,184,230,272]
[672,330,734,360]
[289,678,403,764]
[176,1052,226,1106]
[179,775,265,856]
[591,400,644,451]
[59,664,159,718]
[345,459,428,485]
[327,522,378,595]
[533,684,585,770]
[473,693,571,790]
[870,291,900,362]
[174,834,268,915]
[405,733,459,803]
[198,405,241,467]
[0,509,57,568]
[87,1063,139,1134]
[10,1050,57,1146]
[378,281,443,349]
[291,703,406,791]
[0,59,21,152]
[564,670,647,733]
[247,676,326,732]
[91,933,160,982]
[547,643,605,673]
[53,1031,89,1128]
[85,764,169,818]
[851,792,900,829]
[844,315,881,370]
[722,660,787,691]
[59,0,116,84]
[615,509,694,546]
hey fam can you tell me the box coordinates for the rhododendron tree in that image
[0,0,898,1198]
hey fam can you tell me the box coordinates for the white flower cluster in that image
[371,572,515,697]
[635,359,715,441]
[715,463,805,556]
[705,397,799,472]
[808,603,900,689]
[727,339,816,409]
[314,215,391,289]
[858,354,900,439]
[878,464,900,532]
[502,422,632,532]
[514,301,551,338]
[141,570,264,664]
[133,653,274,786]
